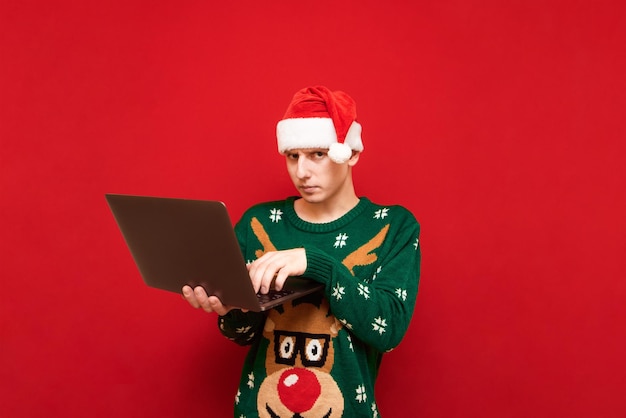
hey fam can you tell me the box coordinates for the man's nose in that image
[296,158,310,178]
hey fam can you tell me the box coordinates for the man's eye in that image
[315,151,326,158]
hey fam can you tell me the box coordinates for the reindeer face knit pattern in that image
[218,196,420,417]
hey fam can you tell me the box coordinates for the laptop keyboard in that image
[256,289,295,303]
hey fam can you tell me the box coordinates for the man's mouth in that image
[299,185,318,193]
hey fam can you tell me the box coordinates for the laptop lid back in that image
[105,194,263,311]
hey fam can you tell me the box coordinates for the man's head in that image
[276,86,363,164]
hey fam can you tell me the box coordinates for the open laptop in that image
[105,194,323,312]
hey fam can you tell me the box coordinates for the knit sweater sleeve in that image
[304,207,421,352]
[214,209,266,346]
[216,309,265,346]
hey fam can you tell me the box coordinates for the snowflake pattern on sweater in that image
[218,197,420,417]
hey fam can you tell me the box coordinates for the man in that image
[183,86,421,417]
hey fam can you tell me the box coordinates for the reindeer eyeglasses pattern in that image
[273,330,331,368]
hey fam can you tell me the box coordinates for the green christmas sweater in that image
[218,196,421,417]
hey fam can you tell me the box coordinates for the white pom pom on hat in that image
[328,142,353,164]
[276,86,363,163]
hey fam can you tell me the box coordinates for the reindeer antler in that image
[251,217,277,258]
[342,224,390,275]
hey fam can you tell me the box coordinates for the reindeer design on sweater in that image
[250,217,389,417]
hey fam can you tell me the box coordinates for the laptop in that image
[105,194,323,312]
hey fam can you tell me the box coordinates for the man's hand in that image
[247,248,307,294]
[182,248,306,311]
[181,285,240,315]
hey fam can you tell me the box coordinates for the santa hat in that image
[276,86,363,163]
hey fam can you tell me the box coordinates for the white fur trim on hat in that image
[276,117,337,152]
[277,118,363,164]
[344,121,363,152]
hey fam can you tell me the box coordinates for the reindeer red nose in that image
[277,368,321,413]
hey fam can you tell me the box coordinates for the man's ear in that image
[347,151,360,167]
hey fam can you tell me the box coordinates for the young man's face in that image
[284,148,359,205]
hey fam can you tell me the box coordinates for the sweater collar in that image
[284,196,371,232]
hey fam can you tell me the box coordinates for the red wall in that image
[2,1,625,417]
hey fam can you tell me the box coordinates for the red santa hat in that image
[276,86,363,163]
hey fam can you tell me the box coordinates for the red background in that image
[2,1,625,417]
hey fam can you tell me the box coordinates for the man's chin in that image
[299,193,324,204]
[300,196,321,204]
[297,188,319,199]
